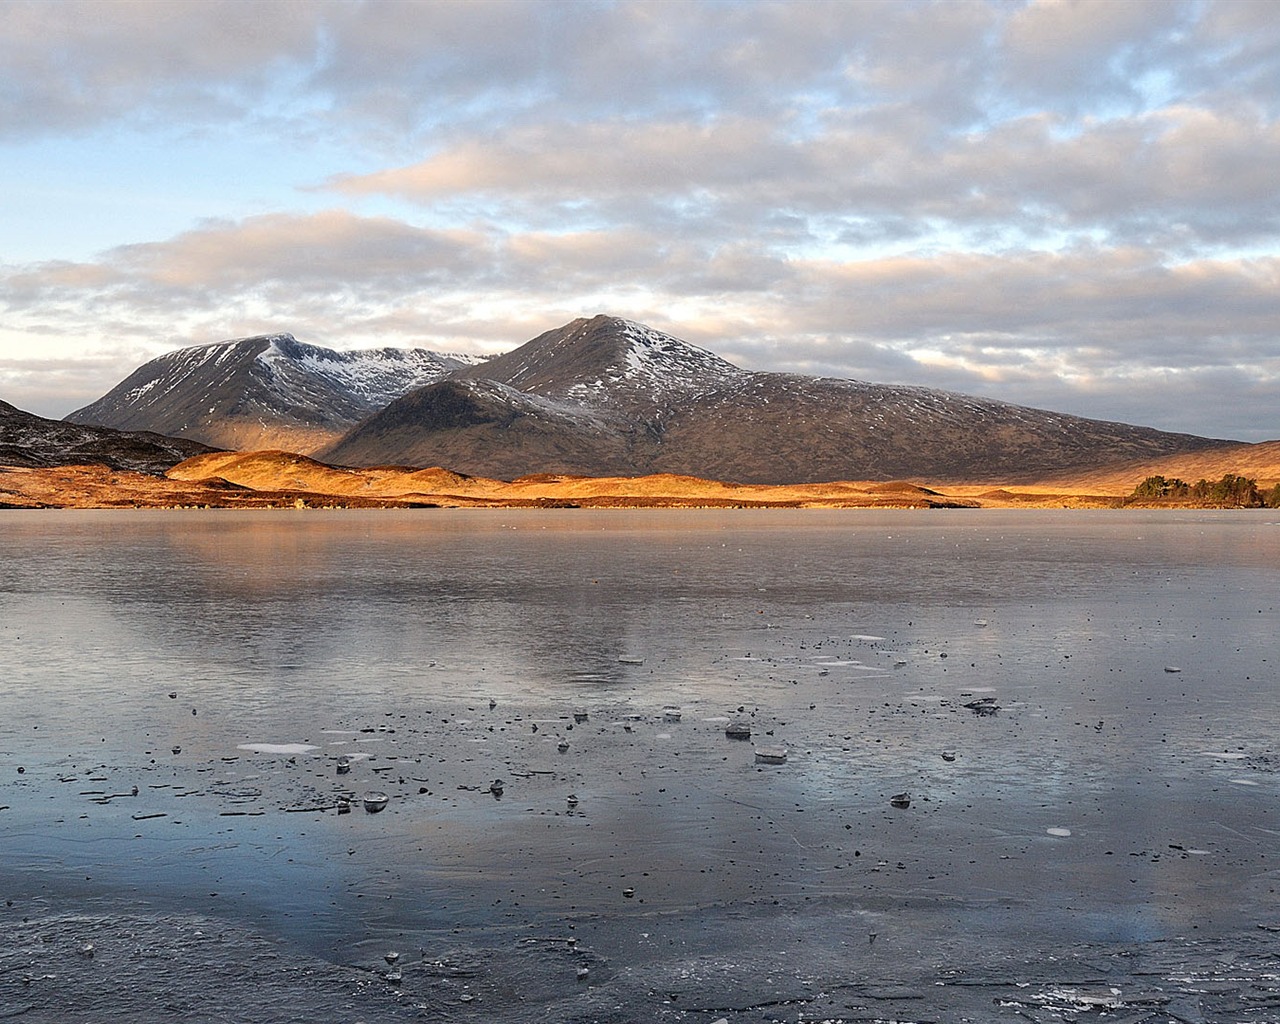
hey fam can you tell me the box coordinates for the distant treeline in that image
[1131,473,1280,507]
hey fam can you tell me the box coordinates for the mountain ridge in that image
[320,315,1228,483]
[454,316,746,409]
[62,315,1240,484]
[1,397,215,475]
[67,333,478,452]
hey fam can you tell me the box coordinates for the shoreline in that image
[5,457,1275,511]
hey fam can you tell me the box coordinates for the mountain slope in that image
[68,334,477,452]
[323,376,660,479]
[1,398,215,475]
[1047,439,1280,491]
[643,371,1227,482]
[321,315,1228,483]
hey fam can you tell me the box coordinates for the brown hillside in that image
[1050,440,1280,491]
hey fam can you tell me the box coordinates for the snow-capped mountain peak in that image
[457,314,746,408]
[254,334,479,407]
[608,317,744,390]
[69,333,481,453]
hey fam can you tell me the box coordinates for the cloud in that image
[1,2,1277,441]
[3,0,1268,146]
[0,212,496,364]
[0,346,159,418]
[109,211,495,294]
[0,0,322,136]
[10,1,1277,255]
[326,116,790,202]
[0,0,906,142]
[326,100,1280,251]
[773,248,1280,344]
[1000,0,1189,108]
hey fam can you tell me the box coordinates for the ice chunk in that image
[237,743,319,756]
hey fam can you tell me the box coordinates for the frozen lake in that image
[2,508,1278,1022]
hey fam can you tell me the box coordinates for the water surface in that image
[2,509,1278,1022]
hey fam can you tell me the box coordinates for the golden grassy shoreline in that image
[4,443,1278,510]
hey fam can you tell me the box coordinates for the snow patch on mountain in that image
[255,335,479,408]
[67,332,491,453]
[562,318,747,406]
[123,378,162,403]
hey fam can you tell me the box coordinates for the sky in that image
[0,0,1277,441]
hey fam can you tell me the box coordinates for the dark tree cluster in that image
[1131,473,1280,507]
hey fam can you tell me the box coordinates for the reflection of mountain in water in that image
[76,513,708,693]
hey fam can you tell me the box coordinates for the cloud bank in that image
[0,0,1276,440]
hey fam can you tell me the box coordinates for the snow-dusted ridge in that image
[68,316,1228,480]
[109,332,481,411]
[69,332,485,452]
[564,318,746,404]
[457,314,749,412]
[254,334,480,407]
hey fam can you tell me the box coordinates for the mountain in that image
[319,315,1227,483]
[317,317,754,477]
[320,377,644,478]
[1,398,215,475]
[67,333,477,453]
[454,315,747,410]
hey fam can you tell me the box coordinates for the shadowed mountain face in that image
[321,377,650,479]
[320,316,1227,483]
[67,334,476,453]
[1,398,215,475]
